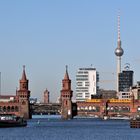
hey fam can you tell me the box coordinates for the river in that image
[0,115,139,140]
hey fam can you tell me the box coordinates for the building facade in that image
[60,66,73,119]
[117,70,133,99]
[118,70,133,92]
[99,89,117,99]
[0,66,31,119]
[76,68,99,102]
[130,82,140,100]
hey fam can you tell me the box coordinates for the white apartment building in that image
[76,68,99,102]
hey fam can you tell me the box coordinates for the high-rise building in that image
[119,70,133,92]
[76,68,99,102]
[117,69,134,99]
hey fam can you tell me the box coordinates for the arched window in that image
[118,106,122,112]
[96,106,100,112]
[7,106,10,112]
[0,106,2,112]
[63,84,65,88]
[15,106,19,112]
[22,101,26,105]
[92,106,96,111]
[122,106,129,112]
[11,106,14,112]
[137,106,140,112]
[107,106,110,111]
[81,107,84,111]
[89,106,92,111]
[110,106,114,112]
[77,107,80,111]
[65,100,67,105]
[114,106,119,112]
[3,106,6,112]
[85,106,88,111]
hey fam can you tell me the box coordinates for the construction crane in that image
[99,80,115,84]
[98,71,116,89]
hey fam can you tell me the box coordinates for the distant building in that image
[30,97,37,104]
[119,70,133,92]
[99,89,117,99]
[117,70,133,99]
[44,89,49,104]
[130,81,140,100]
[118,91,131,99]
[118,81,140,100]
[76,68,99,102]
[56,96,61,104]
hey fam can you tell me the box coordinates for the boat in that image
[0,114,27,127]
[103,115,109,120]
[110,116,130,120]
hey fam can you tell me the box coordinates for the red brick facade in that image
[44,89,49,104]
[0,66,31,119]
[76,99,140,118]
[60,66,73,119]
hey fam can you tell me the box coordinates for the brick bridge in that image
[31,103,61,115]
[31,98,140,119]
[74,99,140,118]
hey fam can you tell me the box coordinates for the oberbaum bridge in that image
[0,15,140,120]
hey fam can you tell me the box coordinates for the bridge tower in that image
[17,66,31,119]
[60,66,73,119]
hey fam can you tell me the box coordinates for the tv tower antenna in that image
[114,11,124,92]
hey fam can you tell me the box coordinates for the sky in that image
[0,0,140,102]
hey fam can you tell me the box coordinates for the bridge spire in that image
[60,66,73,120]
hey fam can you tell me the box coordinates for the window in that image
[63,84,65,88]
[7,106,10,112]
[15,106,19,112]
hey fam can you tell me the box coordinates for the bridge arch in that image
[137,106,140,112]
[7,106,10,112]
[15,106,19,112]
[3,106,6,112]
[11,106,15,112]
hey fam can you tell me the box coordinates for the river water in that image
[0,115,140,140]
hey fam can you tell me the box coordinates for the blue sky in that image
[0,0,140,102]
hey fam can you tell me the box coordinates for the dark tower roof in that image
[21,65,27,81]
[64,65,69,80]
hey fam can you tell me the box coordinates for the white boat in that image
[110,116,130,120]
[0,114,27,127]
[103,116,108,120]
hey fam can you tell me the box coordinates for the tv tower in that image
[115,13,124,92]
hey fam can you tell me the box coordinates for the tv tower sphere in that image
[115,46,124,56]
